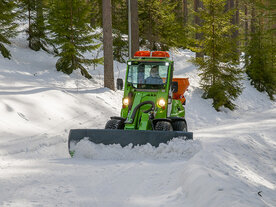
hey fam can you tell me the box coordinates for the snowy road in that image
[1,107,275,207]
[1,103,275,207]
[0,42,275,206]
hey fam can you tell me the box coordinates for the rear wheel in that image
[105,119,125,130]
[172,120,187,132]
[155,121,173,131]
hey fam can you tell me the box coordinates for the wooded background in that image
[0,0,275,110]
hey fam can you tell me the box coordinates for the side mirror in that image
[172,81,178,93]
[117,78,123,90]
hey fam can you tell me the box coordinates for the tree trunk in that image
[251,7,255,33]
[234,0,239,38]
[194,0,203,58]
[226,0,239,60]
[229,0,235,24]
[28,0,32,49]
[235,0,239,26]
[244,5,249,66]
[130,0,139,57]
[183,0,188,25]
[234,0,240,59]
[245,5,248,42]
[102,0,114,90]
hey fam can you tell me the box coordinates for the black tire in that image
[155,121,173,131]
[105,119,125,130]
[172,120,187,132]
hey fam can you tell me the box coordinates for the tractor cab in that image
[117,51,173,91]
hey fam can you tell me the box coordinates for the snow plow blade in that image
[68,129,193,157]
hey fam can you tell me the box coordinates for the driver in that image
[145,66,163,85]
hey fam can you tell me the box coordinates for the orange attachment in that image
[134,51,151,57]
[152,51,170,58]
[172,78,189,104]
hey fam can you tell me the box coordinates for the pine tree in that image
[95,0,191,62]
[112,0,128,62]
[0,0,18,59]
[170,0,189,48]
[88,0,129,63]
[226,0,240,63]
[89,0,102,29]
[138,0,186,50]
[19,0,35,49]
[31,0,48,51]
[245,0,276,100]
[183,0,189,25]
[48,0,102,79]
[17,0,49,51]
[192,0,243,111]
[194,0,204,58]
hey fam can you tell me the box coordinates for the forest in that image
[0,0,275,111]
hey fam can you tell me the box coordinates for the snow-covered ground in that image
[0,35,275,207]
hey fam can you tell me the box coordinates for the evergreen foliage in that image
[17,0,49,52]
[31,0,48,51]
[245,1,276,100]
[112,0,128,62]
[89,0,102,29]
[0,0,18,59]
[0,0,274,101]
[86,0,190,62]
[88,0,128,63]
[48,0,102,79]
[138,0,187,50]
[192,0,243,111]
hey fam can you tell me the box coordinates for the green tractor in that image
[68,51,193,156]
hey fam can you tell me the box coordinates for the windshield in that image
[127,62,169,89]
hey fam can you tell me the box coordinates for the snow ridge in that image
[74,138,201,160]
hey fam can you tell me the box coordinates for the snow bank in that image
[73,138,201,160]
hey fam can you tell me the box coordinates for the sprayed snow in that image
[73,138,201,160]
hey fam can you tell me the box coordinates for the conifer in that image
[90,0,189,61]
[192,0,243,111]
[31,0,48,51]
[245,1,276,100]
[112,0,128,62]
[0,0,18,59]
[17,0,48,51]
[48,0,102,79]
[138,0,186,50]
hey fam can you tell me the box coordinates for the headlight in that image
[123,97,129,106]
[157,98,166,108]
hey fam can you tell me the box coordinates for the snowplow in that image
[68,51,193,157]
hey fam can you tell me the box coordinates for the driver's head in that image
[150,66,159,77]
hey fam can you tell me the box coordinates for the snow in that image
[0,34,275,207]
[73,138,201,160]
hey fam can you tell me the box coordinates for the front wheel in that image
[155,121,173,131]
[105,119,125,130]
[172,120,187,132]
